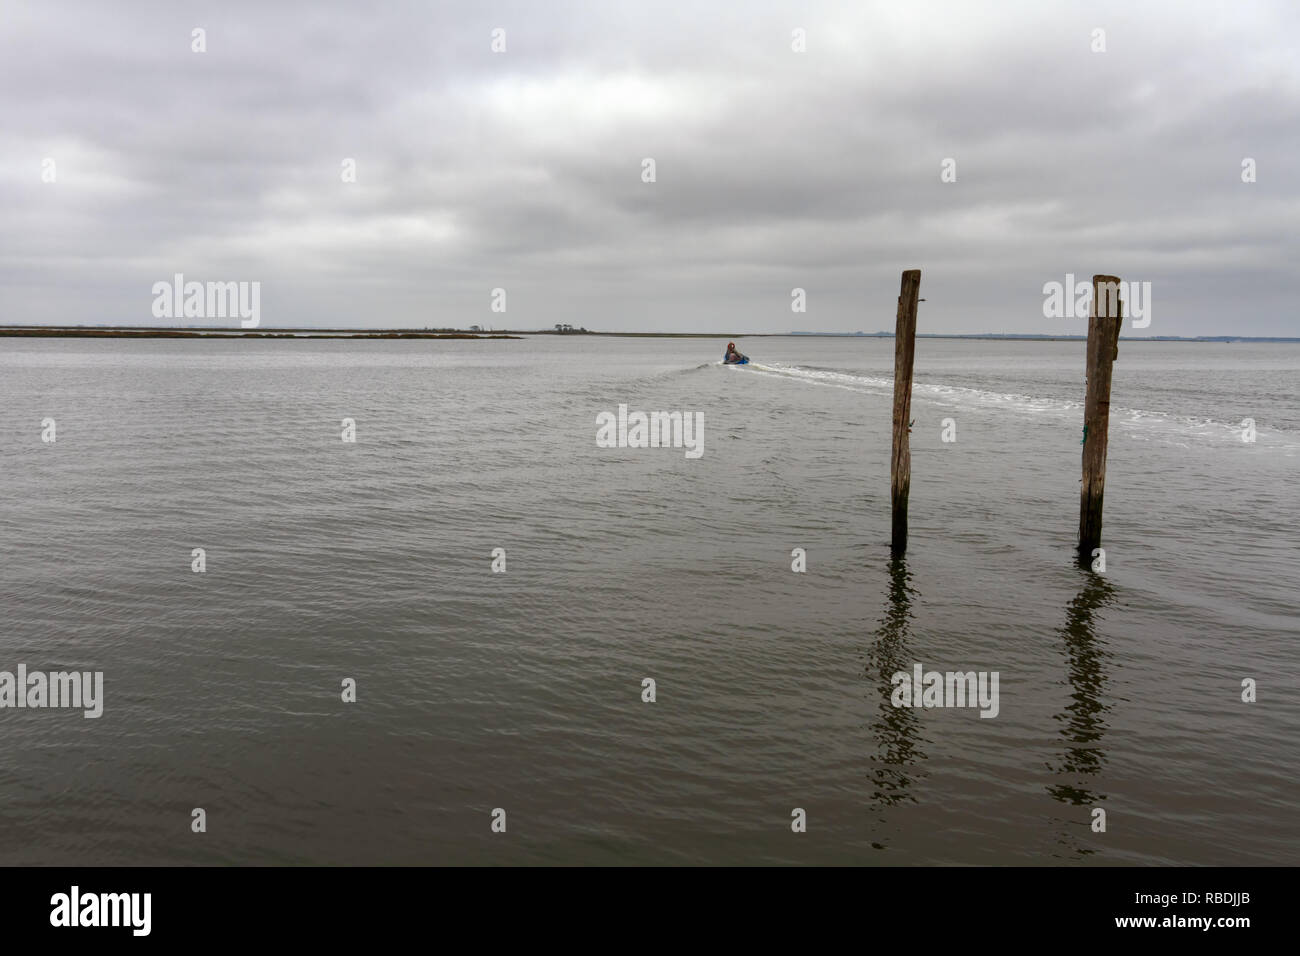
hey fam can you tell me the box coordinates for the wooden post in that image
[1078,274,1122,561]
[891,269,921,555]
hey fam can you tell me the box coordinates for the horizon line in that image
[1,324,1299,343]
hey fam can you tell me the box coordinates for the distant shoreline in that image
[0,326,1295,343]
[0,328,520,340]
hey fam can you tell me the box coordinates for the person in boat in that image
[723,341,748,364]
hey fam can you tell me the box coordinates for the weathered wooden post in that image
[1078,274,1122,562]
[891,269,921,555]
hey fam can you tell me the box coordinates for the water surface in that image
[0,335,1295,865]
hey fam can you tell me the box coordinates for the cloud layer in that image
[2,0,1297,333]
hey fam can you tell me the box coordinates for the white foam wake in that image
[728,361,1297,452]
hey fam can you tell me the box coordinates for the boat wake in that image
[722,361,1298,452]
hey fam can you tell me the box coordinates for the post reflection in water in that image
[864,556,929,815]
[1048,569,1116,856]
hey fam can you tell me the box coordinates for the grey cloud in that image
[1,0,1297,334]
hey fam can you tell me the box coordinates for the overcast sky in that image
[2,0,1297,334]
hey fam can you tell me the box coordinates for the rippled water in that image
[0,335,1296,865]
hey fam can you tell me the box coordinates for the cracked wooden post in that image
[1078,274,1122,563]
[891,269,921,555]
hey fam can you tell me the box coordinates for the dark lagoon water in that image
[0,335,1296,865]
